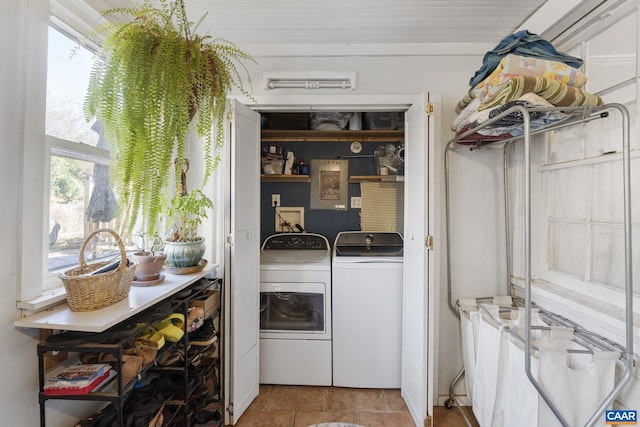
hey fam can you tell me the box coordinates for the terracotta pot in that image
[131,252,166,281]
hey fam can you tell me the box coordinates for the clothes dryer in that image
[259,233,332,385]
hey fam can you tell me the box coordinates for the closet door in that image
[224,99,261,424]
[401,92,438,425]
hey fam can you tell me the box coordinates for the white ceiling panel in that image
[54,0,589,53]
[183,0,548,44]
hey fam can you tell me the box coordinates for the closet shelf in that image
[261,174,310,182]
[261,174,402,183]
[261,129,404,143]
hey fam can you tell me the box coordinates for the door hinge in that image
[227,109,234,120]
[227,402,234,416]
[226,234,234,246]
[426,102,434,116]
[426,235,434,251]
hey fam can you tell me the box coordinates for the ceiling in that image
[57,0,567,50]
[179,0,549,45]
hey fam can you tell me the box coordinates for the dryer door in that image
[260,282,327,338]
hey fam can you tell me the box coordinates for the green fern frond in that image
[84,0,255,238]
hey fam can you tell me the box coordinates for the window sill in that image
[510,277,640,346]
[15,265,217,333]
[17,287,67,313]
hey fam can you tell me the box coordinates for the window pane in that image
[46,25,122,276]
[586,12,637,93]
[548,222,586,279]
[48,156,120,272]
[46,27,98,146]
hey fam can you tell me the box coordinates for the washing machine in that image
[259,232,332,385]
[332,231,404,388]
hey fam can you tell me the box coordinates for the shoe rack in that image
[36,277,223,427]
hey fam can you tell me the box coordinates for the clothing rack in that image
[443,103,635,427]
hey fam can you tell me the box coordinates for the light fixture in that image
[263,71,356,90]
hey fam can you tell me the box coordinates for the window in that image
[45,26,119,284]
[510,8,640,315]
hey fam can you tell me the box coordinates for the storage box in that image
[191,290,220,319]
[263,113,310,130]
[262,159,285,175]
[363,112,398,130]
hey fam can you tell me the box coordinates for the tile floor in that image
[232,385,476,427]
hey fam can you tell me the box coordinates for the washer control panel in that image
[262,233,330,250]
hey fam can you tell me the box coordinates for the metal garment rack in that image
[443,103,635,427]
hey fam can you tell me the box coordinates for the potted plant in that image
[164,186,214,269]
[130,233,166,283]
[84,0,255,240]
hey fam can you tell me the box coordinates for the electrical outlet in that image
[351,196,361,208]
[271,194,280,207]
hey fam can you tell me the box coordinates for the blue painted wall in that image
[260,140,384,245]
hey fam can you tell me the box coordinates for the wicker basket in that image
[59,228,136,312]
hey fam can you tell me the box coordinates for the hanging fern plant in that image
[84,0,255,238]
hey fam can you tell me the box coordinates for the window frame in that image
[18,21,111,309]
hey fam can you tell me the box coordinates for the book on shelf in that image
[44,363,111,395]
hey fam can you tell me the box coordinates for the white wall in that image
[1,1,49,426]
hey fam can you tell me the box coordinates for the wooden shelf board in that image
[261,174,310,182]
[261,129,404,143]
[260,175,398,183]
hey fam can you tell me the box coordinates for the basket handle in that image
[78,228,128,273]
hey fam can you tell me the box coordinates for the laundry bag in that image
[459,301,479,400]
[537,347,619,426]
[502,326,574,427]
[472,304,510,427]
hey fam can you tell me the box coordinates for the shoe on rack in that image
[156,347,185,367]
[189,318,217,346]
[192,408,222,427]
[152,313,185,343]
[135,327,166,350]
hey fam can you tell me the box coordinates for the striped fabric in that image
[478,76,603,112]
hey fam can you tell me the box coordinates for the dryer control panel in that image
[262,233,330,250]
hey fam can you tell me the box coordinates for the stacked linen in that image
[453,31,603,145]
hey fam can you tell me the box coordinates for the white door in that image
[224,99,261,424]
[402,93,437,426]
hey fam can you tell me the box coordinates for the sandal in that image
[125,338,159,367]
[136,327,166,350]
[100,353,144,387]
[156,348,185,367]
[152,313,185,342]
